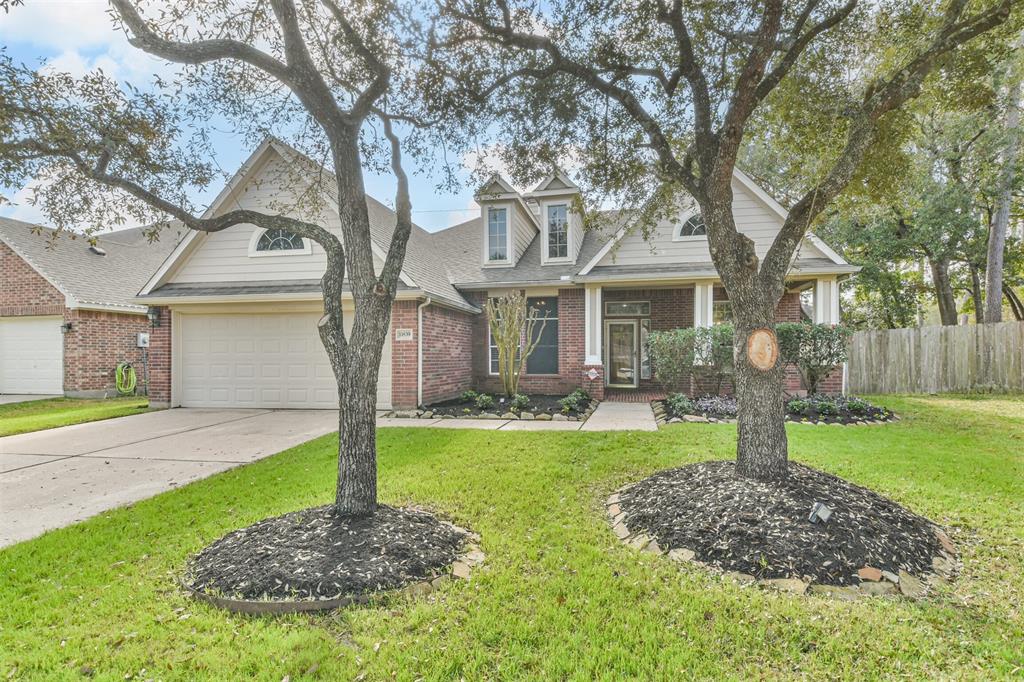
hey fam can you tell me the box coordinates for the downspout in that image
[417,297,432,407]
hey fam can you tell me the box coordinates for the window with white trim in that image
[487,207,508,261]
[256,229,305,252]
[676,213,707,239]
[526,297,559,374]
[604,301,651,317]
[546,204,568,259]
[487,312,521,375]
[713,300,733,324]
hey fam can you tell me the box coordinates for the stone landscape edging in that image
[384,399,599,423]
[651,400,899,428]
[605,487,956,601]
[182,523,485,615]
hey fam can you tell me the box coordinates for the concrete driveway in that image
[0,408,337,547]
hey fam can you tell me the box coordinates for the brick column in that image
[390,300,419,409]
[147,306,172,407]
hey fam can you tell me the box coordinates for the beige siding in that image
[170,154,384,283]
[512,201,537,264]
[571,211,585,262]
[596,178,828,267]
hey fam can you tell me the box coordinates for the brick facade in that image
[144,307,172,406]
[0,241,64,317]
[421,304,474,405]
[2,240,160,398]
[390,300,419,409]
[62,309,151,397]
[469,287,587,398]
[603,287,695,390]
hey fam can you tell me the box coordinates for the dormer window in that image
[487,207,508,262]
[675,213,707,239]
[547,204,568,259]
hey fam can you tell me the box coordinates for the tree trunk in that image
[1005,283,1024,321]
[733,309,789,481]
[335,365,379,515]
[985,61,1022,324]
[930,258,959,325]
[970,263,985,324]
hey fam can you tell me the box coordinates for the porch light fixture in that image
[146,306,161,327]
[60,322,73,334]
[808,502,833,524]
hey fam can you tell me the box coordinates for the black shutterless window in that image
[526,297,558,374]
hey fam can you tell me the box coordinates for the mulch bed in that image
[656,394,895,425]
[421,394,594,419]
[619,461,944,586]
[184,505,468,602]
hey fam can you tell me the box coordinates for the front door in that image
[606,320,637,387]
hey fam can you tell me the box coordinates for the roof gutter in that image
[417,296,432,407]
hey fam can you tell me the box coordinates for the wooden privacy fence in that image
[847,321,1024,394]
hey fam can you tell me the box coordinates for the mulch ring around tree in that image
[183,505,484,614]
[607,461,957,600]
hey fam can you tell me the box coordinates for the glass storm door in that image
[606,321,638,387]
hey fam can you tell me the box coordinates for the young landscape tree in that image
[429,0,1015,480]
[0,0,445,516]
[486,291,547,397]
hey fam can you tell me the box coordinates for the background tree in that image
[485,291,547,397]
[429,0,1015,480]
[0,0,452,516]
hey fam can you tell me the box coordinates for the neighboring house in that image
[0,219,182,397]
[137,138,857,409]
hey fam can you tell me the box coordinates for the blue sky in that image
[0,1,485,233]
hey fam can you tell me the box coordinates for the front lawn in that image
[0,397,152,437]
[1,395,1022,679]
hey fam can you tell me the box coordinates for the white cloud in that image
[0,1,117,53]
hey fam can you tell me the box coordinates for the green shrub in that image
[510,393,530,411]
[665,393,694,416]
[775,322,852,394]
[460,389,478,403]
[474,393,495,410]
[786,398,810,415]
[846,396,870,415]
[648,328,699,393]
[815,398,839,416]
[558,389,590,414]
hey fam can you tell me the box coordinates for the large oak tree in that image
[429,0,1015,480]
[0,0,450,515]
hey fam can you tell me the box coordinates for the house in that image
[0,219,182,397]
[137,139,858,409]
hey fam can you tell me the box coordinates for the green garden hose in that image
[115,362,137,396]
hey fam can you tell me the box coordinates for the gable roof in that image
[139,139,477,313]
[577,167,852,277]
[0,217,183,313]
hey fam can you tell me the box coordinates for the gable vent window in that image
[257,229,305,252]
[487,207,508,261]
[547,204,568,259]
[677,213,707,238]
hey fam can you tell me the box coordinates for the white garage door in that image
[0,316,64,394]
[178,312,392,409]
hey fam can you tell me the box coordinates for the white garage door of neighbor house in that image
[0,316,64,395]
[179,312,392,409]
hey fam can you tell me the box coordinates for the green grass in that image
[2,395,1022,680]
[0,397,152,437]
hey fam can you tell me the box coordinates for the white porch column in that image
[584,284,603,364]
[814,277,840,324]
[694,283,714,327]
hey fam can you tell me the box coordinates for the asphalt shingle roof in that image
[0,218,184,312]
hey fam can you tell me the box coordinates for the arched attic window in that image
[676,213,707,239]
[256,228,306,252]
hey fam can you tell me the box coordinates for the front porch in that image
[581,278,840,400]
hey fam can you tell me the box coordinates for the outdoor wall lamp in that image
[60,322,73,333]
[147,306,161,327]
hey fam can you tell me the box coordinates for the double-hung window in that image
[487,207,508,262]
[526,297,559,374]
[547,204,568,259]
